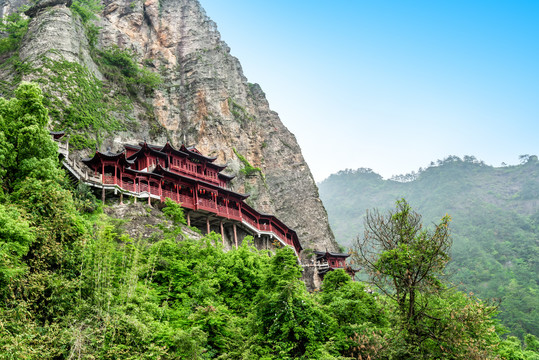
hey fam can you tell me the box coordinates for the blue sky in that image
[198,0,539,181]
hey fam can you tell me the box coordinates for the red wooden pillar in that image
[220,220,224,246]
[134,178,137,204]
[114,162,117,185]
[194,185,199,210]
[134,177,138,203]
[101,163,104,183]
[233,223,238,249]
[147,181,151,206]
[159,180,163,202]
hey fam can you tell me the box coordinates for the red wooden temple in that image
[79,140,302,256]
[314,250,356,278]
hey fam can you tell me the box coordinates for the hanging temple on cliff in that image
[51,131,355,278]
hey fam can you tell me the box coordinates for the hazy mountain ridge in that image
[319,155,539,337]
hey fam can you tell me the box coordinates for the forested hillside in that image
[319,157,539,339]
[2,83,538,359]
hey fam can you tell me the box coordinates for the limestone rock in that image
[24,0,72,18]
[18,2,100,77]
[0,0,27,19]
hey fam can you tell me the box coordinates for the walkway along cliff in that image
[53,131,303,257]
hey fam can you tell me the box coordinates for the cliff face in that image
[1,0,338,252]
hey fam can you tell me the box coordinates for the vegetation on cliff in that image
[0,83,538,359]
[1,1,161,150]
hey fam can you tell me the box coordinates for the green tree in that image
[0,8,29,54]
[355,199,451,333]
[0,82,61,193]
[319,269,389,358]
[0,203,35,299]
[247,247,339,359]
[355,199,501,359]
[162,197,187,225]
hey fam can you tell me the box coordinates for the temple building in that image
[314,250,357,278]
[54,135,302,257]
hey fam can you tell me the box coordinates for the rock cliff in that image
[0,0,338,252]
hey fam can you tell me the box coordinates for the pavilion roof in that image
[125,142,168,161]
[124,143,141,151]
[159,142,190,158]
[153,165,249,200]
[180,144,218,162]
[124,167,163,179]
[218,172,235,181]
[49,130,66,140]
[82,149,134,168]
[126,142,228,171]
[314,251,350,259]
[159,142,227,171]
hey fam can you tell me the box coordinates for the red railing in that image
[244,216,257,228]
[169,166,220,186]
[179,194,195,208]
[90,172,301,254]
[198,198,216,211]
[123,182,135,192]
[162,190,176,201]
[217,205,228,216]
[228,208,240,219]
[274,228,286,241]
[104,175,115,184]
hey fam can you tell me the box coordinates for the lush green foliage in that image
[356,200,502,359]
[233,148,263,177]
[319,158,539,338]
[0,82,61,191]
[0,86,537,358]
[35,57,129,149]
[96,46,162,95]
[0,8,29,54]
[71,0,103,24]
[162,197,187,225]
[358,200,451,336]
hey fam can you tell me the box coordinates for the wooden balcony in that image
[198,198,217,212]
[169,165,220,186]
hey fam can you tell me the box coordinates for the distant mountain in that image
[319,155,539,338]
